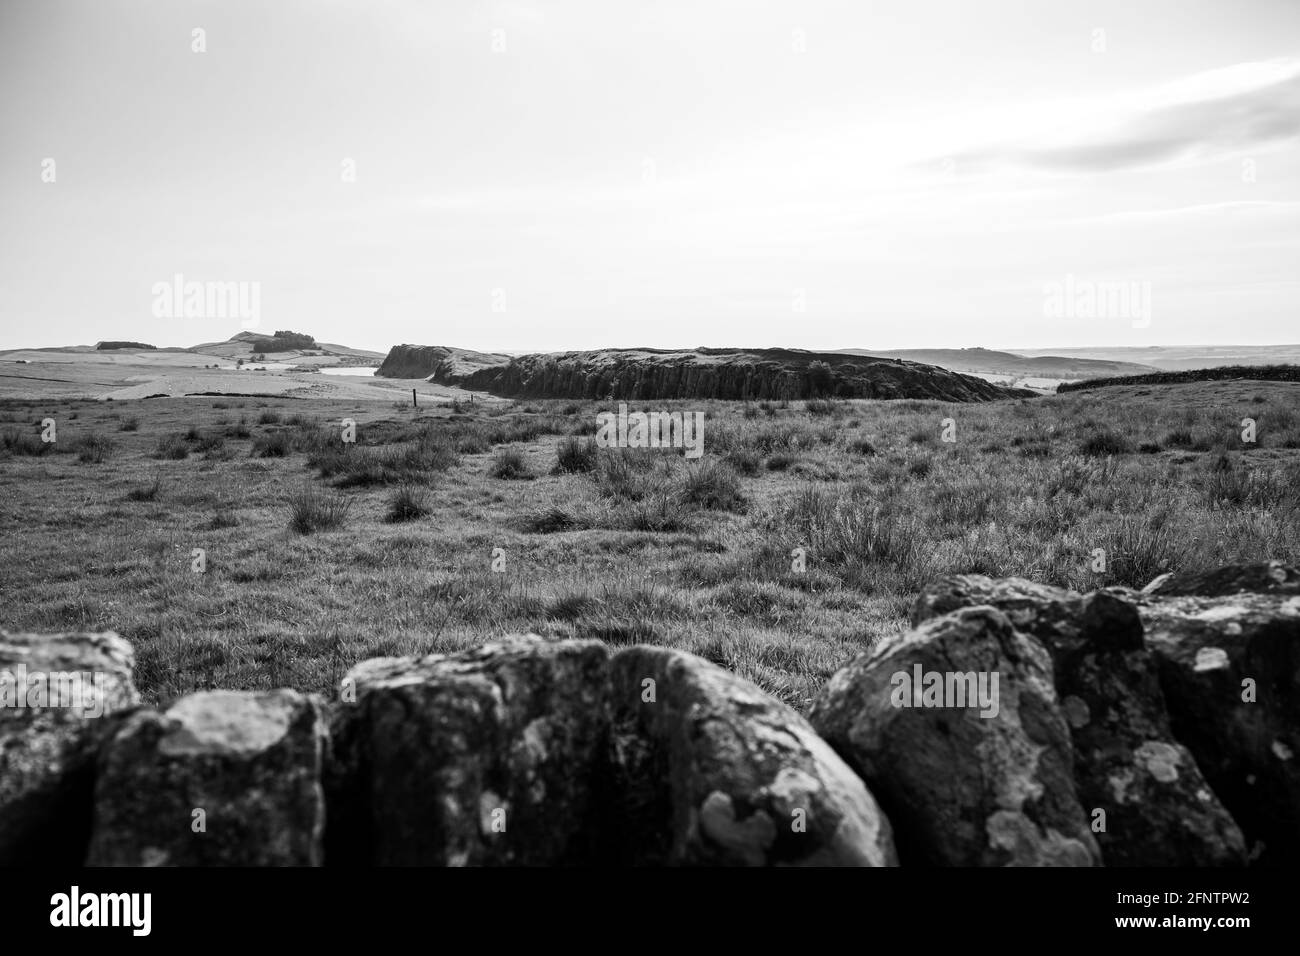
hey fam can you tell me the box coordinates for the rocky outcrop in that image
[0,631,139,865]
[377,345,1033,402]
[910,576,1247,867]
[375,344,511,380]
[87,690,326,866]
[810,606,1100,866]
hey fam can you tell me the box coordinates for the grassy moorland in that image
[1,379,1297,712]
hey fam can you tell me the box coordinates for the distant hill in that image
[1058,364,1300,392]
[95,341,156,351]
[1010,345,1300,371]
[377,345,1033,402]
[837,347,1158,380]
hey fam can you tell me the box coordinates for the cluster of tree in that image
[96,341,156,350]
[806,360,837,397]
[245,330,315,353]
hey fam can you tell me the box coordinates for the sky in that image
[1,0,1298,354]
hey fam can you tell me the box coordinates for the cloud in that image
[947,58,1300,175]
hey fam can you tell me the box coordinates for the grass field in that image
[1,380,1297,712]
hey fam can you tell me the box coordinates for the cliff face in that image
[375,345,512,380]
[378,345,1031,402]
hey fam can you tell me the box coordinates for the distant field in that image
[1,380,1297,712]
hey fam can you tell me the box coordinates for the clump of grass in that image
[75,432,114,463]
[907,458,933,479]
[681,460,746,512]
[1080,430,1133,455]
[489,446,533,480]
[725,447,762,475]
[153,434,189,460]
[194,432,226,454]
[385,484,431,522]
[310,433,458,487]
[849,438,877,456]
[524,504,582,533]
[594,449,661,501]
[625,492,692,531]
[225,420,251,438]
[554,436,598,473]
[287,485,353,534]
[805,399,843,417]
[125,476,162,502]
[765,454,796,471]
[1,426,51,456]
[258,411,281,425]
[118,417,140,432]
[202,510,239,530]
[252,431,291,457]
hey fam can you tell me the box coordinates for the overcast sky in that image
[2,0,1298,354]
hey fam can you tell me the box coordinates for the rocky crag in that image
[376,345,1033,402]
[1,561,1294,866]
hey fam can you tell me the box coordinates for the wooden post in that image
[412,388,418,408]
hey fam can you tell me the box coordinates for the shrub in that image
[287,485,353,533]
[75,432,114,463]
[385,484,431,522]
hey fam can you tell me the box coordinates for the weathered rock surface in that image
[1143,561,1300,598]
[86,689,325,866]
[378,345,1032,402]
[0,631,138,865]
[326,636,612,866]
[1131,587,1300,866]
[912,576,1247,867]
[609,645,896,866]
[811,606,1100,866]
